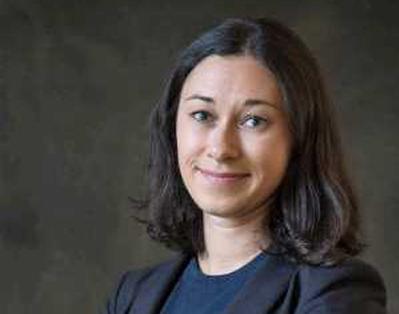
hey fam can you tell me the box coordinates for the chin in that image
[195,198,249,219]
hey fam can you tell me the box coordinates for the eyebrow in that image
[184,94,280,110]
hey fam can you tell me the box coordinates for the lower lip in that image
[197,169,249,185]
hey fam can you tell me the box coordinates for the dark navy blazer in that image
[104,251,386,314]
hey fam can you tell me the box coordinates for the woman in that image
[104,17,387,313]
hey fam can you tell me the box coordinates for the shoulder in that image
[103,254,189,314]
[293,257,387,313]
[114,257,178,294]
[103,266,157,314]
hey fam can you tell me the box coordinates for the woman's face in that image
[176,55,292,221]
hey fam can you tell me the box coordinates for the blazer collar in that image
[225,251,297,314]
[130,250,297,314]
[130,253,191,314]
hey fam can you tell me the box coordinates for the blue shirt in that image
[160,252,267,314]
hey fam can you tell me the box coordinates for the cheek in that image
[246,133,291,179]
[176,115,203,171]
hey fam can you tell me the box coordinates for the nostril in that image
[207,141,240,161]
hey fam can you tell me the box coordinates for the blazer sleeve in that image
[295,258,387,314]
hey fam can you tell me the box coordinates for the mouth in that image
[195,166,250,184]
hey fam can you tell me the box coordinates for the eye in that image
[240,115,268,129]
[190,110,212,122]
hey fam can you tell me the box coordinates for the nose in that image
[207,122,241,162]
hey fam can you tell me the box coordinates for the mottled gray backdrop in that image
[0,0,398,313]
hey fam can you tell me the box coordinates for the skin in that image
[176,55,292,275]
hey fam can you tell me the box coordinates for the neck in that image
[197,206,270,275]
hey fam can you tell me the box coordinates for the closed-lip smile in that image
[196,167,250,180]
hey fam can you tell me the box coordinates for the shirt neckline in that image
[191,251,267,280]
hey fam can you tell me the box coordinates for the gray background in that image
[0,0,398,313]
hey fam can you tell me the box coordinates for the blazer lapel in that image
[225,252,297,314]
[130,253,190,314]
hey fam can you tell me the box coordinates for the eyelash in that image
[189,111,268,129]
[190,111,211,122]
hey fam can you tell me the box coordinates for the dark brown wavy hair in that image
[135,17,364,265]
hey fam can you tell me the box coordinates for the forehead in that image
[180,54,282,107]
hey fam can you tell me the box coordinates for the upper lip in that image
[196,167,249,178]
